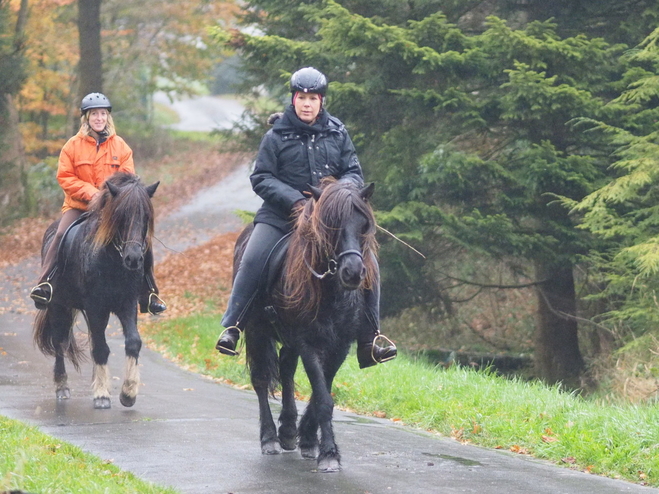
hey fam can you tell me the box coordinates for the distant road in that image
[153,91,245,132]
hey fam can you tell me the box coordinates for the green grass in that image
[0,416,178,494]
[143,313,659,487]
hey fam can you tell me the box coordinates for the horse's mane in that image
[88,172,154,250]
[282,177,378,317]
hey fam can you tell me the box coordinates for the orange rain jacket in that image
[57,131,135,212]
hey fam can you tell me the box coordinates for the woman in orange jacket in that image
[29,92,166,315]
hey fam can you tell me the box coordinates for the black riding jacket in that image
[250,105,364,232]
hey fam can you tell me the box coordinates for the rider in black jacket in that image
[216,67,397,369]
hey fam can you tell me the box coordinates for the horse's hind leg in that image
[116,308,142,408]
[277,346,298,451]
[86,310,112,409]
[46,304,74,400]
[54,351,70,400]
[248,333,281,454]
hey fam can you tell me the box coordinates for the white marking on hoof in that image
[120,356,140,407]
[317,457,341,472]
[261,440,282,455]
[92,363,111,401]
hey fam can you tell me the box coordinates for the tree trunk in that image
[0,0,29,222]
[533,260,584,388]
[77,0,103,99]
[0,95,27,223]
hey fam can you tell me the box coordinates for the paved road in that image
[1,97,655,493]
[153,92,244,132]
[1,186,655,494]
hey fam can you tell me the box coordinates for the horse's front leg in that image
[86,310,112,409]
[277,345,298,451]
[116,306,141,408]
[300,352,341,472]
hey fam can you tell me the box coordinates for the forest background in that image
[2,0,659,401]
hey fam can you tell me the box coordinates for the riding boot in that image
[356,268,397,369]
[216,326,242,356]
[215,223,285,357]
[139,252,166,315]
[30,209,83,310]
[357,332,398,369]
[30,272,55,310]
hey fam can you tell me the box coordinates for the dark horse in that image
[237,178,378,472]
[33,172,159,409]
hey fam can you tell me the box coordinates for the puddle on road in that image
[423,452,482,466]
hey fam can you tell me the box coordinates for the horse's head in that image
[283,178,378,316]
[308,179,377,291]
[91,173,159,271]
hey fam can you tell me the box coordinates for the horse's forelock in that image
[92,174,154,249]
[283,180,378,314]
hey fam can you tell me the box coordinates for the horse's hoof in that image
[300,446,319,459]
[261,440,282,455]
[56,388,71,400]
[279,436,297,451]
[119,392,136,408]
[317,457,341,473]
[93,397,111,409]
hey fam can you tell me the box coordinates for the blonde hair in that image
[80,110,116,137]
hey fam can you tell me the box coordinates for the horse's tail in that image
[33,307,85,371]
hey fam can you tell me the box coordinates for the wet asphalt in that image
[1,95,656,493]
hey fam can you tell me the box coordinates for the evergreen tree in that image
[216,0,637,385]
[569,28,659,347]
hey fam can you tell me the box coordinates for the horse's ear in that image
[146,181,160,198]
[107,181,119,197]
[360,182,375,201]
[309,184,323,201]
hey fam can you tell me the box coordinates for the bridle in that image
[305,249,363,279]
[112,236,148,258]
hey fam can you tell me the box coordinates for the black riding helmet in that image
[290,67,328,96]
[80,92,112,115]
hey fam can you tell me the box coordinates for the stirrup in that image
[216,325,242,356]
[372,334,397,364]
[147,292,167,315]
[30,281,53,305]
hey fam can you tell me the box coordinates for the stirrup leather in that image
[372,334,396,364]
[30,281,53,305]
[217,325,243,356]
[147,292,166,315]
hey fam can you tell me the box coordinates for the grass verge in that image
[143,312,659,488]
[0,415,178,494]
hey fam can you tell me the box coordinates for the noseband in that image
[112,238,147,258]
[305,249,363,280]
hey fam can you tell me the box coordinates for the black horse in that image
[237,178,378,472]
[33,172,159,409]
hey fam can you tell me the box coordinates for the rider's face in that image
[88,109,109,133]
[294,92,322,124]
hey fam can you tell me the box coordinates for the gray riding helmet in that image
[81,92,112,114]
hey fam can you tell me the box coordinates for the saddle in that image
[247,232,291,329]
[49,213,89,279]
